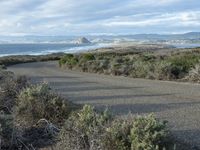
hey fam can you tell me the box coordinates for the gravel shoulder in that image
[8,61,200,148]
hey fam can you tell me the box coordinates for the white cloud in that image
[103,11,200,27]
[0,0,199,35]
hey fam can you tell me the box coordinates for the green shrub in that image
[104,115,169,150]
[130,115,169,150]
[131,61,152,78]
[59,50,200,81]
[150,61,172,80]
[0,114,15,149]
[59,54,75,67]
[81,53,95,61]
[57,106,170,150]
[103,119,132,150]
[167,54,200,78]
[0,65,6,69]
[185,63,200,83]
[56,105,111,150]
[141,54,156,62]
[0,75,28,112]
[16,83,78,127]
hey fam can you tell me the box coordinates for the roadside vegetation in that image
[0,48,198,149]
[0,67,190,149]
[0,53,64,67]
[59,48,200,83]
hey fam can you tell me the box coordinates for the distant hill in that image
[122,32,200,40]
[86,32,200,41]
[0,32,200,43]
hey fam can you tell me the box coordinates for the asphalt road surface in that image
[8,61,200,148]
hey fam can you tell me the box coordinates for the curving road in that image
[8,61,200,148]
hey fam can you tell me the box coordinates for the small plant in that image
[0,65,6,70]
[0,74,28,112]
[0,114,15,149]
[130,114,169,150]
[16,83,78,126]
[56,105,111,150]
[185,63,200,83]
[57,106,170,150]
[103,119,132,150]
[103,115,169,150]
[167,54,200,79]
[81,53,95,61]
[59,54,78,67]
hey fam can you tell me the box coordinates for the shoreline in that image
[0,42,200,58]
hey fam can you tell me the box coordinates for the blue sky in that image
[0,0,200,36]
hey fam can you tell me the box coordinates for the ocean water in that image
[0,43,108,57]
[172,43,200,48]
[0,42,200,57]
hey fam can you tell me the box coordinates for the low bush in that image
[16,83,78,127]
[0,53,63,67]
[185,63,200,83]
[56,105,111,150]
[0,65,6,70]
[56,105,170,150]
[166,54,200,79]
[58,49,200,83]
[0,114,16,149]
[81,53,95,61]
[130,115,169,150]
[0,72,28,112]
[59,54,79,69]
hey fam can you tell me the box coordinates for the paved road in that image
[8,61,200,148]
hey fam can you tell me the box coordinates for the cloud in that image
[0,0,199,35]
[103,11,200,27]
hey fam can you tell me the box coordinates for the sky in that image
[0,0,200,36]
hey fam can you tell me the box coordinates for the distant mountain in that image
[0,32,200,44]
[122,32,200,40]
[87,32,200,41]
[181,32,200,39]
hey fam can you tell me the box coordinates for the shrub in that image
[185,63,200,83]
[16,83,78,127]
[130,115,169,150]
[0,114,15,149]
[131,61,152,78]
[81,53,95,61]
[57,106,170,150]
[167,54,200,79]
[0,74,28,112]
[104,115,169,150]
[59,54,76,67]
[103,119,132,150]
[149,61,172,80]
[141,54,156,62]
[58,49,200,81]
[56,105,111,150]
[0,65,6,70]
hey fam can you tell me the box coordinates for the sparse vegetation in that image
[0,53,64,67]
[0,68,79,149]
[0,51,197,149]
[0,114,15,149]
[59,48,200,82]
[16,83,78,127]
[56,105,172,150]
[185,63,200,83]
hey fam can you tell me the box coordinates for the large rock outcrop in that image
[75,37,91,44]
